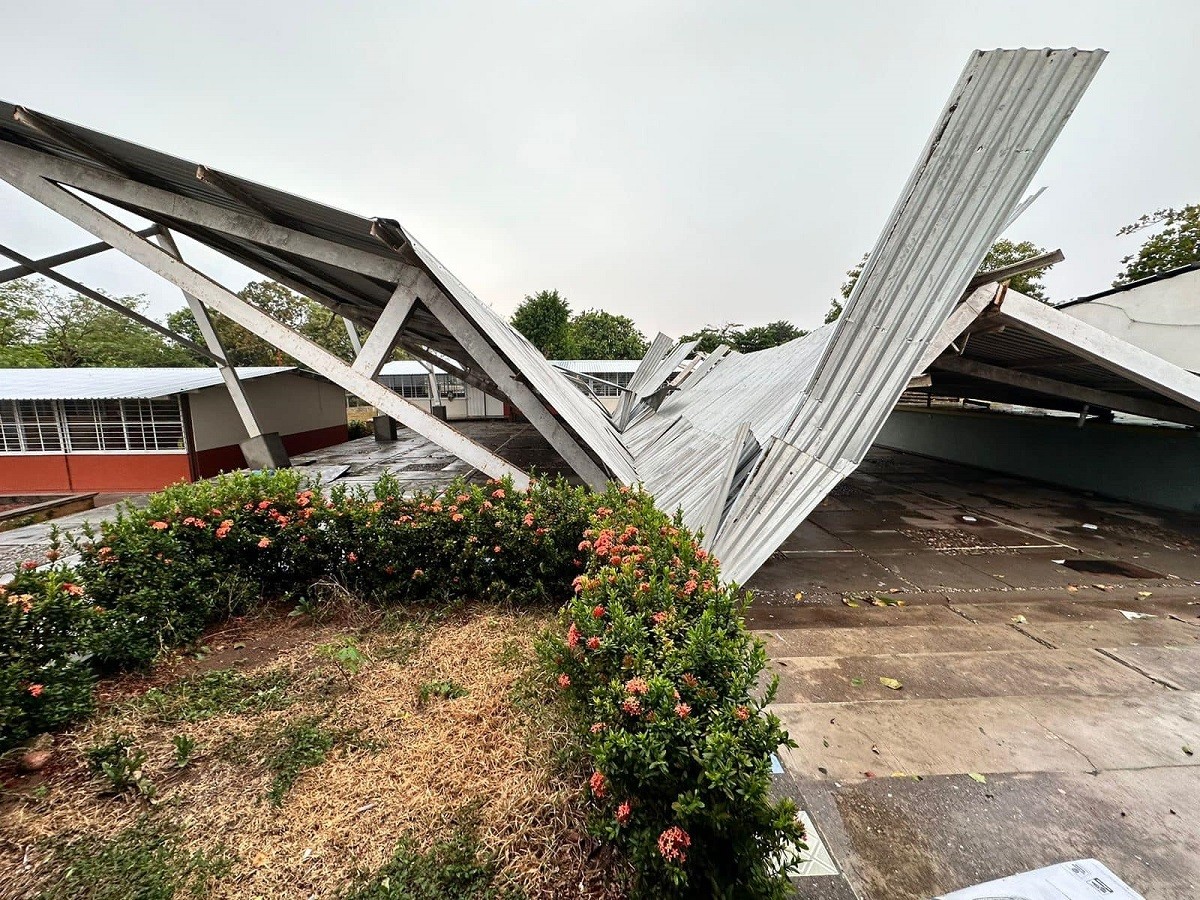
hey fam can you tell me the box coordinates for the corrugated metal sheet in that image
[709,48,1108,582]
[0,367,294,400]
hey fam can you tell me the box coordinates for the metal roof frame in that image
[10,47,1186,584]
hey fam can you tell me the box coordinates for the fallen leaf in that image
[968,772,987,784]
[822,739,829,748]
[1067,585,1079,593]
[1010,614,1027,624]
[850,677,864,687]
[842,597,860,608]
[1184,746,1194,757]
[794,591,805,601]
[1137,591,1152,599]
[879,677,903,691]
[233,641,246,650]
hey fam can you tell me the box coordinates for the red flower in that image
[45,549,60,562]
[592,605,606,619]
[621,697,642,716]
[60,583,84,596]
[452,513,464,522]
[681,673,699,689]
[257,500,271,510]
[624,677,649,695]
[735,705,750,721]
[557,673,571,689]
[657,826,691,863]
[615,800,633,825]
[567,623,581,648]
[651,610,668,624]
[347,552,358,563]
[216,519,233,538]
[586,636,601,651]
[412,568,425,578]
[674,702,691,719]
[257,537,272,549]
[491,488,506,499]
[27,683,44,698]
[590,722,606,734]
[683,579,698,595]
[150,521,169,530]
[522,513,535,527]
[589,771,607,798]
[456,493,470,504]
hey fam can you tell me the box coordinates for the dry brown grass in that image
[0,605,627,900]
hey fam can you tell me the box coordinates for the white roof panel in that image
[0,367,294,400]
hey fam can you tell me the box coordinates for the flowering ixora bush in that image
[543,487,805,898]
[1,469,803,897]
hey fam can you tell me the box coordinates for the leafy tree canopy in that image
[511,291,649,359]
[0,278,198,368]
[679,319,807,354]
[1113,203,1200,286]
[570,309,648,359]
[167,281,361,366]
[827,237,1057,323]
[510,290,574,358]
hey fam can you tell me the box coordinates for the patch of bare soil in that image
[0,605,623,900]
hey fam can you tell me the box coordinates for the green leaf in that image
[879,677,903,691]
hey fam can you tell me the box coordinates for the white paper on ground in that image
[935,858,1144,900]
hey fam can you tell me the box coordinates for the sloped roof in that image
[0,367,295,400]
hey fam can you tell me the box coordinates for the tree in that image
[734,320,806,352]
[830,237,1057,321]
[680,320,806,354]
[0,278,198,368]
[1113,203,1200,286]
[570,309,648,359]
[167,281,360,366]
[511,290,574,358]
[979,238,1054,300]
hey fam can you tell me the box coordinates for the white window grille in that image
[0,397,185,453]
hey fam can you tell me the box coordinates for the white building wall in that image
[1064,268,1200,373]
[188,373,346,451]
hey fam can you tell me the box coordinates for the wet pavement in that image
[747,448,1200,899]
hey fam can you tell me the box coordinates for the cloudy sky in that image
[1,1,1197,337]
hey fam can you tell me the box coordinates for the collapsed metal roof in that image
[7,47,1197,581]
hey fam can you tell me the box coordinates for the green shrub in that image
[133,668,293,724]
[2,470,801,897]
[0,564,97,749]
[542,486,805,898]
[85,733,154,797]
[342,825,521,900]
[263,715,339,806]
[39,818,231,900]
[417,679,469,705]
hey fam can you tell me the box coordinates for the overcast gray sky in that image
[1,1,1197,337]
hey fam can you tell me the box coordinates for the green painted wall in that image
[877,407,1200,513]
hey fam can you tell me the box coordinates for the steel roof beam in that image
[154,227,269,441]
[0,166,530,486]
[994,290,1200,415]
[930,353,1200,426]
[419,285,612,489]
[0,226,159,285]
[0,141,406,282]
[0,238,224,366]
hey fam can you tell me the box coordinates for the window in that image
[0,397,185,453]
[571,371,632,398]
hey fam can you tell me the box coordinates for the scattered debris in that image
[1082,523,1099,531]
[967,772,987,784]
[1010,614,1027,625]
[879,677,903,691]
[1119,610,1156,620]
